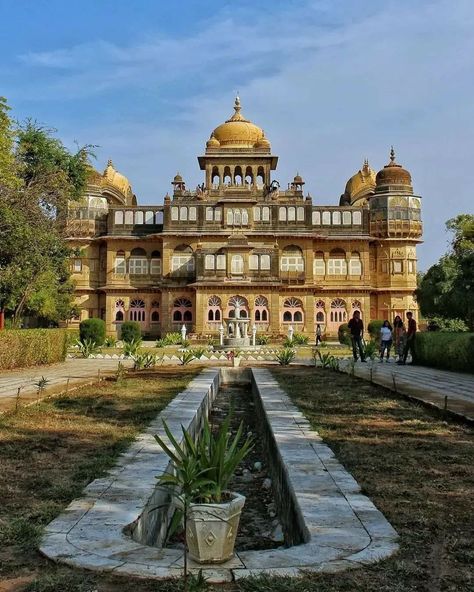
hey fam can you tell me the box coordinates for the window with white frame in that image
[262,206,270,222]
[279,207,287,221]
[73,259,82,273]
[180,206,188,221]
[349,254,362,275]
[312,211,321,225]
[249,253,271,271]
[205,254,215,270]
[172,246,194,273]
[150,250,161,275]
[332,211,341,225]
[322,211,331,225]
[135,211,144,224]
[253,207,261,222]
[408,259,416,274]
[115,251,126,274]
[353,211,362,225]
[342,211,351,225]
[114,211,124,225]
[281,246,304,272]
[171,207,179,221]
[231,255,244,274]
[313,254,325,276]
[216,254,226,270]
[328,250,347,275]
[145,210,154,224]
[288,207,296,221]
[392,260,403,274]
[189,206,197,221]
[125,211,133,225]
[249,254,259,270]
[206,207,214,221]
[129,248,148,275]
[297,207,305,221]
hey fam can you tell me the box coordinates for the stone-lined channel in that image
[40,368,399,583]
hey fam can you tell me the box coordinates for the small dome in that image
[206,132,220,148]
[293,173,304,184]
[208,97,269,150]
[342,159,376,205]
[375,148,412,192]
[102,159,132,197]
[173,172,183,183]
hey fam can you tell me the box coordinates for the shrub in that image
[364,340,378,360]
[256,334,269,345]
[0,329,68,370]
[292,332,309,345]
[123,337,142,358]
[76,338,101,358]
[338,323,351,346]
[368,320,384,339]
[425,316,469,332]
[413,332,474,373]
[79,318,106,346]
[120,321,141,343]
[275,347,296,366]
[179,350,196,365]
[104,336,118,347]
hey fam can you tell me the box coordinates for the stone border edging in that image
[40,367,398,583]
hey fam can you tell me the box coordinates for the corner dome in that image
[206,97,269,151]
[375,148,412,192]
[102,159,132,197]
[341,159,376,206]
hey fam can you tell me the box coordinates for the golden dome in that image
[375,148,412,192]
[293,173,304,184]
[102,159,132,197]
[206,132,220,148]
[207,97,269,150]
[173,172,183,183]
[342,159,376,205]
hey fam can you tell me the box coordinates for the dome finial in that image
[234,94,241,114]
[390,146,396,163]
[107,158,114,168]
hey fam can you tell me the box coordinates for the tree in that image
[0,97,94,327]
[417,215,474,330]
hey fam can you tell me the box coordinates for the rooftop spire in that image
[390,146,396,163]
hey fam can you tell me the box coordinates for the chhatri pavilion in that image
[66,97,422,338]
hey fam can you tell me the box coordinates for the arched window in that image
[315,299,326,324]
[262,206,270,222]
[180,206,188,221]
[130,298,146,322]
[297,207,305,221]
[254,295,269,324]
[172,297,193,323]
[172,245,194,275]
[155,211,163,224]
[129,248,148,275]
[312,211,321,225]
[281,246,304,272]
[150,250,161,275]
[330,298,347,324]
[135,210,144,225]
[124,211,133,225]
[205,254,215,270]
[287,207,296,222]
[207,295,222,323]
[342,211,351,225]
[115,310,124,322]
[171,207,179,221]
[351,300,362,317]
[349,252,362,275]
[279,207,287,222]
[253,207,261,222]
[150,300,160,324]
[283,297,304,324]
[328,249,347,275]
[114,211,124,225]
[115,250,126,274]
[332,211,341,225]
[231,255,244,274]
[234,166,243,185]
[145,210,154,224]
[353,211,362,225]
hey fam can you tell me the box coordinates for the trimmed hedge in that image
[413,332,474,373]
[0,329,68,370]
[120,321,141,343]
[79,318,106,346]
[338,323,351,346]
[368,320,384,339]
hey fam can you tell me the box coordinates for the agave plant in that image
[275,347,296,366]
[103,336,118,348]
[76,338,100,358]
[364,340,378,360]
[179,350,196,365]
[191,347,207,360]
[132,351,158,370]
[123,337,142,358]
[317,350,334,369]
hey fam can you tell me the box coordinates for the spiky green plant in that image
[275,347,296,366]
[123,337,142,357]
[179,350,196,365]
[76,338,100,358]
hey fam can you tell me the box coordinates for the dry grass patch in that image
[0,367,200,591]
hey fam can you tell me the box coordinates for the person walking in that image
[393,315,405,362]
[379,320,393,362]
[348,310,366,362]
[398,311,417,365]
[315,323,322,346]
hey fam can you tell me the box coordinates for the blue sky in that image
[1,0,473,270]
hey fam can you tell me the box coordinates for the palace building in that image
[66,97,422,338]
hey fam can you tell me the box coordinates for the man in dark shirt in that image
[398,311,417,365]
[348,310,366,362]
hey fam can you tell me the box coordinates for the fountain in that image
[221,299,255,349]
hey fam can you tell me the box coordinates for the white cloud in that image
[17,0,474,269]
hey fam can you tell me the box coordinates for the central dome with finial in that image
[206,97,269,151]
[375,147,412,192]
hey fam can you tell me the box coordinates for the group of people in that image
[348,310,417,364]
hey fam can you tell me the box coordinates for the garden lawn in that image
[0,368,200,592]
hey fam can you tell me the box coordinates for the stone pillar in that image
[304,294,315,338]
[270,292,280,335]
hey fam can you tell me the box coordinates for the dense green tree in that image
[0,97,93,327]
[417,215,474,330]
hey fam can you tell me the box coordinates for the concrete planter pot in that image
[232,357,242,367]
[184,492,246,564]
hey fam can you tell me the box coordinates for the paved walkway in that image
[0,358,132,412]
[339,359,474,422]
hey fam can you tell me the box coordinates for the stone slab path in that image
[339,359,474,421]
[0,358,133,412]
